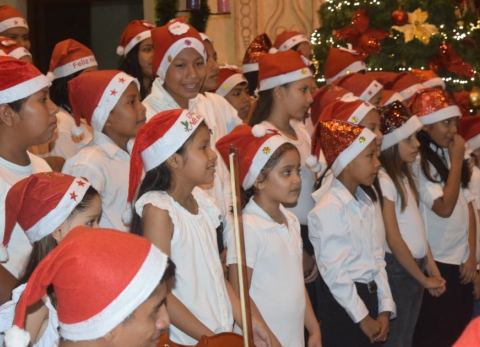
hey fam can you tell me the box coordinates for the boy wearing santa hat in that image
[0,5,30,51]
[215,65,251,121]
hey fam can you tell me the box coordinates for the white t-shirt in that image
[49,108,92,160]
[468,165,480,262]
[413,152,471,265]
[226,199,305,347]
[0,153,51,278]
[135,188,234,345]
[62,131,130,231]
[378,169,428,259]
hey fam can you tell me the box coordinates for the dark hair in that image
[243,71,258,96]
[161,258,176,286]
[50,70,83,111]
[119,44,153,100]
[241,142,299,208]
[248,89,274,126]
[417,130,470,188]
[380,144,418,211]
[6,97,27,112]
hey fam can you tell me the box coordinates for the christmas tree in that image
[312,0,480,97]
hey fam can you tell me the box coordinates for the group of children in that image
[0,3,479,347]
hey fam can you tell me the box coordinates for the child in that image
[0,172,101,346]
[4,227,174,347]
[411,88,477,347]
[274,30,313,62]
[62,70,146,231]
[118,19,155,100]
[128,109,270,346]
[333,73,383,105]
[324,46,366,84]
[0,36,31,62]
[377,101,445,347]
[216,124,322,347]
[0,57,57,301]
[0,5,30,50]
[242,33,272,96]
[215,65,251,121]
[199,33,219,93]
[308,120,396,347]
[47,39,98,161]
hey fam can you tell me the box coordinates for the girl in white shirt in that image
[216,124,321,347]
[410,88,476,347]
[308,120,396,347]
[0,172,101,347]
[377,101,445,347]
[127,109,270,346]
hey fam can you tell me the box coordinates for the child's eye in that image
[175,63,185,68]
[196,61,205,67]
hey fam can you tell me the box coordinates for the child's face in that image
[278,77,313,121]
[2,27,30,50]
[106,83,146,139]
[163,48,206,107]
[359,109,383,153]
[398,132,420,163]
[368,90,382,106]
[138,38,154,79]
[296,42,313,60]
[178,125,217,186]
[13,88,58,146]
[256,148,302,206]
[225,82,251,121]
[108,283,169,347]
[425,117,459,148]
[345,141,381,186]
[202,40,219,92]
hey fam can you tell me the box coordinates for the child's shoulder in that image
[64,144,109,167]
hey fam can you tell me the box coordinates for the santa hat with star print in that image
[0,172,91,262]
[409,88,462,125]
[324,45,366,84]
[274,30,309,52]
[380,101,423,151]
[0,5,28,33]
[313,120,376,177]
[310,85,356,126]
[151,18,205,80]
[117,19,155,57]
[216,124,291,190]
[242,33,272,73]
[258,50,312,91]
[0,56,50,104]
[317,96,376,125]
[125,109,205,222]
[215,65,247,96]
[68,70,139,136]
[4,227,169,347]
[47,39,97,81]
[0,36,30,60]
[391,72,426,100]
[459,116,480,151]
[333,73,383,102]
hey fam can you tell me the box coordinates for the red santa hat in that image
[380,101,423,151]
[274,30,309,52]
[310,85,356,126]
[454,317,480,346]
[324,45,366,84]
[334,73,383,102]
[242,33,272,73]
[215,65,247,97]
[258,50,311,91]
[48,39,97,81]
[379,89,404,107]
[391,72,426,100]
[313,120,376,177]
[4,227,168,347]
[216,124,290,190]
[409,88,461,125]
[0,5,28,33]
[68,70,139,136]
[126,109,205,218]
[459,116,480,151]
[318,96,375,125]
[0,36,30,60]
[117,19,155,57]
[365,71,400,88]
[0,172,91,262]
[0,56,50,104]
[410,69,446,90]
[151,19,205,80]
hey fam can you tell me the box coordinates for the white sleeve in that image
[226,217,263,269]
[414,162,443,209]
[378,171,398,203]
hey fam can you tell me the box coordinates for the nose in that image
[47,97,59,116]
[412,136,420,149]
[209,147,218,162]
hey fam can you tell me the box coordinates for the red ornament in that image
[392,10,408,26]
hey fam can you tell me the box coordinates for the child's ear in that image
[253,174,266,191]
[166,153,183,169]
[0,104,19,127]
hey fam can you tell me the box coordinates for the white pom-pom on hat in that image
[306,154,318,169]
[5,325,30,347]
[116,46,125,56]
[46,71,55,82]
[268,47,279,54]
[71,125,84,138]
[0,244,8,262]
[251,124,267,138]
[168,22,189,36]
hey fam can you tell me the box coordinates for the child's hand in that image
[307,328,322,347]
[460,256,477,284]
[448,134,465,163]
[422,275,446,290]
[251,317,273,347]
[359,315,380,343]
[374,312,390,343]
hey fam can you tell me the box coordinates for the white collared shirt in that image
[413,151,470,265]
[0,153,51,278]
[308,179,396,323]
[226,199,305,347]
[378,169,428,258]
[62,131,130,231]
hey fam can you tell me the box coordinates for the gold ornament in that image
[392,8,439,45]
[470,87,480,108]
